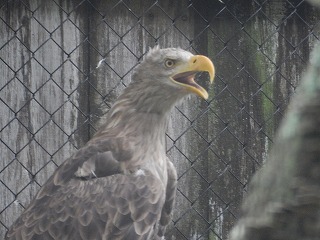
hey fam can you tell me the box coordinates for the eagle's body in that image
[6,47,214,240]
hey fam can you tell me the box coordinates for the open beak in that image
[171,55,215,99]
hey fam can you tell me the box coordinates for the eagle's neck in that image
[103,81,184,135]
[97,82,184,181]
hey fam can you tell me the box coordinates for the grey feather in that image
[6,47,213,240]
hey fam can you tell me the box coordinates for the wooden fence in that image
[0,0,319,239]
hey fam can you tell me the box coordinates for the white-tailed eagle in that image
[6,47,215,240]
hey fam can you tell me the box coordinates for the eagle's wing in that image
[6,137,166,240]
[157,159,177,238]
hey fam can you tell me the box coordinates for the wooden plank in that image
[206,1,319,239]
[0,0,88,238]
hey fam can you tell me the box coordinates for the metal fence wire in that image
[1,0,320,239]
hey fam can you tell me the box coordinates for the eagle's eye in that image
[165,59,175,68]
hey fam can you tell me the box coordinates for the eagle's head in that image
[132,46,215,100]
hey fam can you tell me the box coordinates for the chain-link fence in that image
[1,0,320,239]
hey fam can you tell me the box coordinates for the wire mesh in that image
[0,0,320,239]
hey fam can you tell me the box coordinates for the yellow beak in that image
[171,55,215,99]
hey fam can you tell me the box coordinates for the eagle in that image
[6,47,215,240]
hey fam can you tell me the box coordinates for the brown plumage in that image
[6,47,214,240]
